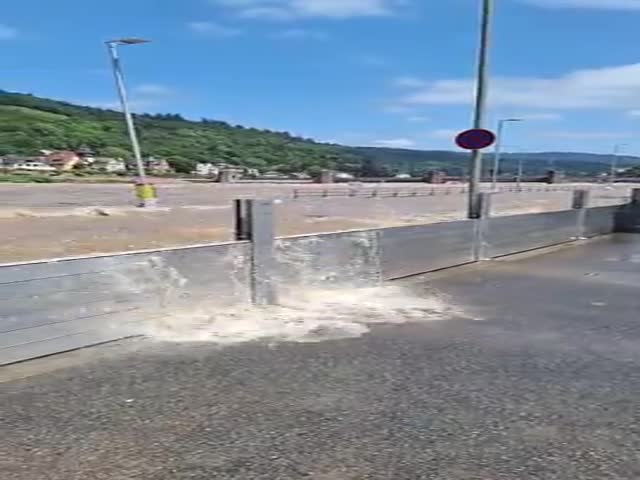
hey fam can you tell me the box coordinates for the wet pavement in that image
[2,235,640,479]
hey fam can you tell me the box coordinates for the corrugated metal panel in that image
[379,221,476,280]
[0,242,250,365]
[487,210,578,258]
[275,231,381,292]
[584,206,618,237]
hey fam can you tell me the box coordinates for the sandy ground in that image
[0,182,634,263]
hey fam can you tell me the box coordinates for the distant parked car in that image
[335,172,355,180]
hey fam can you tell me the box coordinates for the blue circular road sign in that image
[455,129,496,150]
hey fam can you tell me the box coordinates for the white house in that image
[11,162,56,172]
[193,163,220,177]
[103,159,127,173]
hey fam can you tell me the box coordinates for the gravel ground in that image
[0,183,634,263]
[2,235,639,479]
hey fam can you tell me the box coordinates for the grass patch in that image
[0,105,68,121]
[0,173,54,183]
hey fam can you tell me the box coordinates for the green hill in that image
[0,89,637,177]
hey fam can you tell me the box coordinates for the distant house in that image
[193,163,219,177]
[1,155,51,171]
[145,157,173,174]
[46,151,81,171]
[11,161,56,172]
[91,158,127,173]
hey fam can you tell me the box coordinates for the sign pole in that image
[468,0,493,218]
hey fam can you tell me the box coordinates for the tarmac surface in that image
[2,235,640,479]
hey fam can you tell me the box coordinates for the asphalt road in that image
[2,235,639,479]
[0,183,634,262]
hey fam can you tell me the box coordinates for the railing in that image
[291,185,579,199]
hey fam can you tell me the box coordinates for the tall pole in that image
[517,157,524,190]
[468,0,493,218]
[107,42,146,183]
[491,120,505,191]
[611,144,625,184]
[491,118,522,191]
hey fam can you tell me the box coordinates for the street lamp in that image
[491,118,523,191]
[468,0,493,218]
[611,143,627,184]
[517,155,525,190]
[105,37,157,207]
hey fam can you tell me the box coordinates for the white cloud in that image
[393,76,425,88]
[540,131,630,140]
[271,28,328,40]
[84,84,174,112]
[429,129,460,139]
[373,138,416,148]
[84,99,158,111]
[0,24,17,40]
[188,21,244,36]
[395,63,640,110]
[214,0,404,19]
[521,0,640,10]
[516,113,563,121]
[381,104,413,114]
[133,84,173,96]
[406,115,429,123]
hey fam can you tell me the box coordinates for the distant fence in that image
[2,189,639,365]
[292,185,580,200]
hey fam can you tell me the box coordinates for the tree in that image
[167,156,197,174]
[100,146,130,159]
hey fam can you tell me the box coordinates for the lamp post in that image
[611,143,627,185]
[491,118,523,191]
[468,0,493,218]
[106,37,157,207]
[517,156,524,190]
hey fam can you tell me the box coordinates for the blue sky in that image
[3,0,640,154]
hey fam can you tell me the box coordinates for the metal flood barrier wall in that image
[486,210,580,258]
[380,221,476,280]
[275,231,380,292]
[2,189,638,365]
[0,243,250,365]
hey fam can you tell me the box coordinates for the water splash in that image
[106,233,465,345]
[144,285,464,344]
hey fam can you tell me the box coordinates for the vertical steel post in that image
[517,157,524,190]
[491,120,505,191]
[473,192,493,261]
[572,189,590,240]
[234,199,278,305]
[468,0,494,219]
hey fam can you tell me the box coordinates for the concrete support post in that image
[234,199,251,241]
[234,199,278,305]
[572,189,590,240]
[219,169,237,183]
[473,192,493,261]
[318,170,335,184]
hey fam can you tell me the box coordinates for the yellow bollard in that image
[134,182,158,207]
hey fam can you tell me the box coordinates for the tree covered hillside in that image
[0,90,637,177]
[0,90,365,174]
